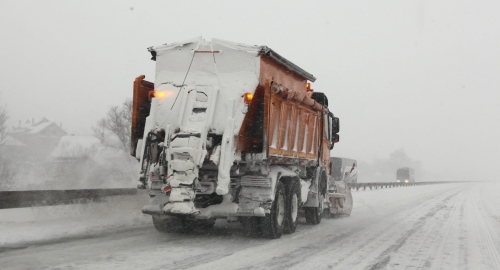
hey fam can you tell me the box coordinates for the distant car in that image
[396,167,415,183]
[330,157,357,184]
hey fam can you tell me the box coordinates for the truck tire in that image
[180,218,216,232]
[198,219,217,229]
[305,169,327,225]
[241,217,261,236]
[322,207,331,219]
[305,194,324,225]
[262,181,285,239]
[284,180,301,234]
[152,215,182,233]
[181,219,199,232]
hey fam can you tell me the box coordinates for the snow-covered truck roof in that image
[144,37,318,137]
[148,37,316,82]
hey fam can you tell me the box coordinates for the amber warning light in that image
[244,92,253,103]
[306,82,311,90]
[154,91,167,98]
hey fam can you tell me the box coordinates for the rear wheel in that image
[305,193,324,225]
[152,215,182,233]
[153,216,214,233]
[305,169,327,225]
[199,219,216,229]
[284,180,301,234]
[241,217,261,236]
[262,181,285,239]
[322,206,331,219]
[180,219,198,232]
[181,218,217,232]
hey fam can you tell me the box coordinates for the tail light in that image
[244,92,253,103]
[154,91,167,98]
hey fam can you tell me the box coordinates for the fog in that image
[1,0,499,183]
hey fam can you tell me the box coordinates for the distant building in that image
[0,135,28,160]
[7,117,67,162]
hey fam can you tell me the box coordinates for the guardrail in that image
[0,182,461,210]
[0,188,138,210]
[348,181,452,191]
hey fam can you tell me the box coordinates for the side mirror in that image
[332,134,339,143]
[332,117,339,134]
[329,134,339,149]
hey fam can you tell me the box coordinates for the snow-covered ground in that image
[1,182,499,270]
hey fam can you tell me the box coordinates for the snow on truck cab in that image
[131,37,345,238]
[396,167,415,183]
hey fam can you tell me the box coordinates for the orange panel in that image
[306,114,316,154]
[300,111,309,154]
[268,95,282,152]
[131,75,154,157]
[259,56,307,95]
[236,85,265,153]
[259,54,331,167]
[287,105,298,155]
[277,102,290,152]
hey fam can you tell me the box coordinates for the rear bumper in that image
[141,203,267,219]
[142,204,163,215]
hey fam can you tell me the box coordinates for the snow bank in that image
[0,193,150,246]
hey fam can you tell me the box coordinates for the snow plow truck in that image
[131,37,349,238]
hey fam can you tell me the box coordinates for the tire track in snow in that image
[362,192,459,270]
[0,224,152,253]
[458,204,469,269]
[321,189,462,270]
[185,186,464,270]
[470,190,500,270]
[413,189,465,269]
[379,183,500,270]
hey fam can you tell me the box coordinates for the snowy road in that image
[1,182,500,270]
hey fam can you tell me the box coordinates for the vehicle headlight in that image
[405,180,409,183]
[396,180,400,183]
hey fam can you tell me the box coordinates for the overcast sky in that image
[1,0,499,181]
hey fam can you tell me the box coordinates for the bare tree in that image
[92,98,132,152]
[0,101,16,190]
[0,103,8,145]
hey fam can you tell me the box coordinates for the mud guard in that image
[303,166,327,207]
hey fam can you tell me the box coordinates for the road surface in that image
[1,182,499,270]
